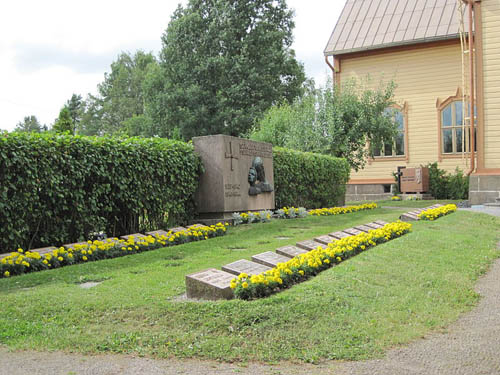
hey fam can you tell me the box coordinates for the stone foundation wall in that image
[346,184,393,202]
[469,175,500,205]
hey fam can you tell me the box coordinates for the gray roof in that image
[325,0,468,56]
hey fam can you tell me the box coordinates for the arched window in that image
[373,104,407,158]
[437,90,476,157]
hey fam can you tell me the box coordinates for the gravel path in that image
[2,208,500,375]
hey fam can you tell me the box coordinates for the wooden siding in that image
[482,0,500,169]
[339,42,470,182]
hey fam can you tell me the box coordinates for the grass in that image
[348,199,463,208]
[0,208,499,363]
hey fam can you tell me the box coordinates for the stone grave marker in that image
[120,233,147,241]
[400,213,420,222]
[252,252,290,268]
[328,231,353,240]
[168,227,188,233]
[374,220,389,226]
[296,240,327,251]
[365,222,384,229]
[30,246,57,256]
[353,225,373,233]
[185,268,234,300]
[314,235,336,245]
[276,245,309,258]
[343,228,364,236]
[221,259,271,276]
[63,242,88,250]
[145,230,170,237]
[193,135,275,221]
[187,224,206,230]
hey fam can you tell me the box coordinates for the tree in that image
[66,94,83,128]
[53,107,74,134]
[250,78,398,171]
[15,115,46,132]
[78,51,158,136]
[152,0,305,140]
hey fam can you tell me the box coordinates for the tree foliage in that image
[250,78,397,171]
[53,107,74,134]
[150,0,305,140]
[14,115,46,133]
[78,51,158,136]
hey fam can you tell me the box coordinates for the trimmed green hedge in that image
[0,132,202,251]
[273,147,350,208]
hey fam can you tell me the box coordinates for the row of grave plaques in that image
[0,224,208,260]
[399,204,443,222]
[185,220,389,301]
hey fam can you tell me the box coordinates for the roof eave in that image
[324,34,461,57]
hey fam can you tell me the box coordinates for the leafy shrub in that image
[426,163,469,200]
[273,147,350,208]
[0,132,202,251]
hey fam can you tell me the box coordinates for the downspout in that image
[325,55,336,86]
[466,0,476,176]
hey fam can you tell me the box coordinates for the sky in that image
[0,0,344,131]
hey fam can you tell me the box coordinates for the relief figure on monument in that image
[248,157,273,196]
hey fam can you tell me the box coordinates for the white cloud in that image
[0,0,343,131]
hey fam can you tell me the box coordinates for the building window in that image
[437,89,476,158]
[373,107,406,158]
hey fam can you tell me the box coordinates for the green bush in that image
[426,162,469,200]
[273,147,350,208]
[0,132,202,251]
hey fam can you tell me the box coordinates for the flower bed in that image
[308,203,378,216]
[418,204,457,221]
[231,221,412,300]
[0,224,228,279]
[232,210,273,225]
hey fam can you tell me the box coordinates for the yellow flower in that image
[57,256,63,261]
[4,271,10,277]
[242,282,249,289]
[82,256,88,261]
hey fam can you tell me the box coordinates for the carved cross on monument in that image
[225,141,239,171]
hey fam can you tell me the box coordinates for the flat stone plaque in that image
[221,259,271,276]
[343,228,363,236]
[400,213,419,222]
[365,222,384,229]
[296,240,327,251]
[63,242,88,250]
[374,220,389,226]
[185,268,234,300]
[276,245,309,258]
[252,252,290,268]
[168,227,188,233]
[145,230,170,237]
[187,224,207,230]
[120,233,147,241]
[29,246,57,255]
[353,225,373,233]
[328,231,353,240]
[314,235,336,245]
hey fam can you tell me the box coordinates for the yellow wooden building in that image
[324,0,499,204]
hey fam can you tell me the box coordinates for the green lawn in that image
[0,208,498,363]
[348,199,463,208]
